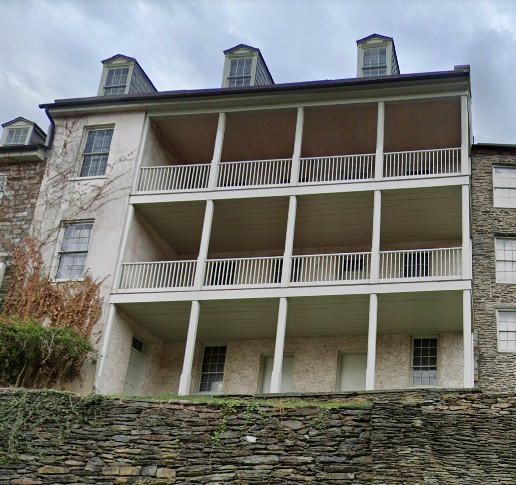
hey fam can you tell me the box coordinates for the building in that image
[0,117,47,300]
[34,34,473,396]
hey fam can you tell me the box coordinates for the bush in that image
[0,317,93,388]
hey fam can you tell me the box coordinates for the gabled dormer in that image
[356,34,400,78]
[0,117,47,162]
[98,54,157,96]
[222,44,274,88]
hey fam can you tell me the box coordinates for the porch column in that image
[194,200,214,289]
[270,297,288,393]
[370,191,382,283]
[462,184,472,280]
[208,112,226,189]
[365,293,378,390]
[95,304,117,394]
[282,195,297,286]
[0,261,6,288]
[291,107,304,185]
[179,300,200,395]
[375,101,385,180]
[463,290,474,388]
[460,95,469,176]
[131,115,152,192]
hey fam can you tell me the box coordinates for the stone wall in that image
[3,389,516,484]
[471,145,516,390]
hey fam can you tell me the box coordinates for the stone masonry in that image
[471,145,516,390]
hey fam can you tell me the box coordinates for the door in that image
[337,353,367,391]
[123,337,145,395]
[259,355,294,393]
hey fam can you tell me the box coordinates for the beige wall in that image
[142,121,179,168]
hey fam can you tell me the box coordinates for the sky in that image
[1,0,515,144]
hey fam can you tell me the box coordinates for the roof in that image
[1,117,47,138]
[473,143,516,151]
[223,44,261,54]
[101,54,157,92]
[356,33,394,43]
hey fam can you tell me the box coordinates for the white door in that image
[338,353,367,391]
[123,338,145,395]
[259,355,294,393]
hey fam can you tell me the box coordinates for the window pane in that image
[56,222,93,280]
[56,252,87,280]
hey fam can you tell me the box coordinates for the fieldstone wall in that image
[471,145,516,390]
[0,160,45,301]
[3,389,516,484]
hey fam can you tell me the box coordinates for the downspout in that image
[43,106,55,148]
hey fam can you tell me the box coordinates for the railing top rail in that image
[207,255,283,262]
[380,247,461,254]
[293,251,371,258]
[384,147,461,155]
[121,260,197,266]
[140,163,210,170]
[300,153,375,161]
[219,158,291,165]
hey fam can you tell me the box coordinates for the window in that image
[0,176,6,198]
[227,57,252,87]
[498,311,516,352]
[363,47,387,77]
[403,252,431,278]
[79,128,113,177]
[55,222,93,280]
[104,67,129,95]
[412,338,437,386]
[493,167,516,208]
[5,127,29,145]
[496,238,516,283]
[199,346,226,393]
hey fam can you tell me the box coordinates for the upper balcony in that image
[135,98,464,196]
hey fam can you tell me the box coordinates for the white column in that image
[112,205,135,291]
[270,297,288,393]
[365,293,378,390]
[131,116,151,192]
[208,112,226,189]
[0,261,5,288]
[290,107,304,185]
[194,200,214,289]
[370,191,382,283]
[462,184,471,280]
[463,290,474,388]
[460,95,469,176]
[281,195,297,285]
[94,304,117,394]
[179,300,200,395]
[375,101,385,180]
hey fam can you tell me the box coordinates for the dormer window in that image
[5,127,30,145]
[363,47,387,77]
[228,58,253,87]
[104,67,130,95]
[356,34,400,78]
[222,44,274,88]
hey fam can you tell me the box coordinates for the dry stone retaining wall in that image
[2,389,516,484]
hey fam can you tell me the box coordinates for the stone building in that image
[0,117,47,300]
[34,34,474,396]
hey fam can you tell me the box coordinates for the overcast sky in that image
[1,0,515,143]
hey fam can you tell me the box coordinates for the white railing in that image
[217,159,292,188]
[290,252,371,284]
[137,164,210,192]
[383,148,461,178]
[119,260,197,290]
[299,154,375,184]
[379,248,462,280]
[204,256,284,287]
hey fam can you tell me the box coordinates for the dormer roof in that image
[356,33,393,43]
[2,117,46,139]
[223,44,261,54]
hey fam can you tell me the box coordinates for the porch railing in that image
[383,148,461,178]
[137,164,210,192]
[290,252,371,284]
[299,154,375,184]
[119,260,197,290]
[217,159,292,188]
[379,247,462,280]
[204,256,284,287]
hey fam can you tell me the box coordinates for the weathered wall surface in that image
[472,146,516,390]
[3,389,516,484]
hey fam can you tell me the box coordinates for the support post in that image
[365,293,378,390]
[291,107,304,185]
[281,196,297,285]
[208,112,226,189]
[194,200,214,289]
[462,184,472,280]
[370,191,382,283]
[270,297,288,393]
[463,289,474,388]
[460,95,469,175]
[95,304,117,394]
[375,101,385,180]
[179,300,200,395]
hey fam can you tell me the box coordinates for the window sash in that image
[199,346,226,392]
[496,238,516,283]
[80,128,113,177]
[55,222,93,280]
[498,311,516,351]
[412,338,437,386]
[104,67,129,95]
[5,127,29,145]
[493,167,516,206]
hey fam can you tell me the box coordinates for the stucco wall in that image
[142,121,179,168]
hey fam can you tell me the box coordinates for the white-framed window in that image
[5,127,29,145]
[198,346,226,393]
[363,47,387,77]
[412,337,438,386]
[79,127,114,177]
[55,221,93,280]
[493,166,516,208]
[104,67,129,95]
[227,57,252,87]
[495,238,516,283]
[497,311,516,352]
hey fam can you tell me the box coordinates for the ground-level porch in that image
[96,290,471,396]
